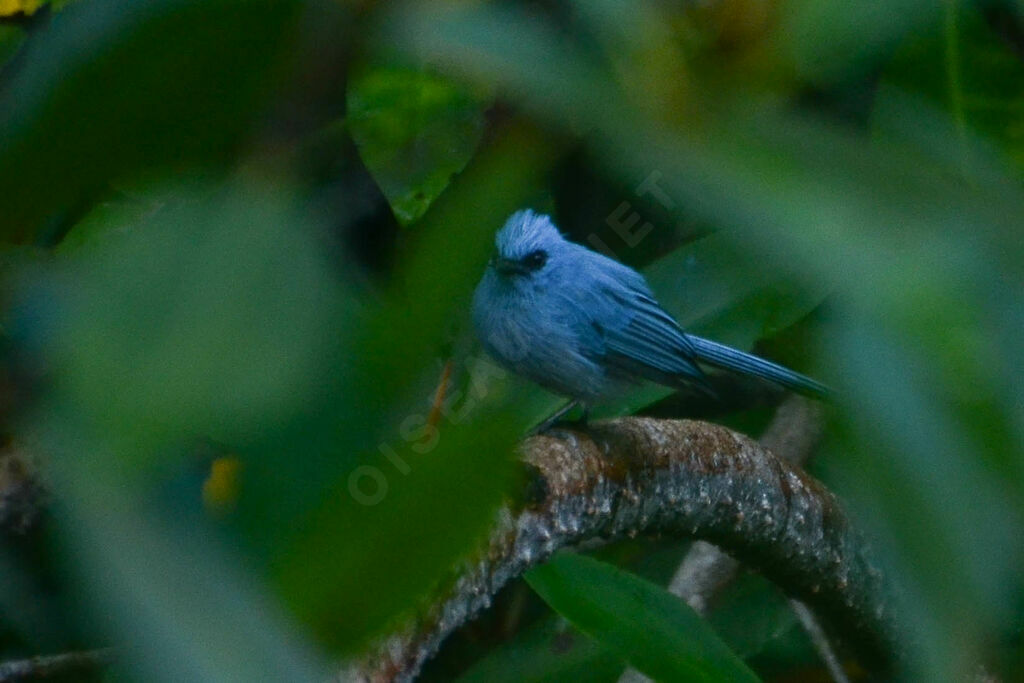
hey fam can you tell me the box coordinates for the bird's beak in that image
[490,256,528,276]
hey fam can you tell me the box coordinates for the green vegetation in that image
[0,0,1022,681]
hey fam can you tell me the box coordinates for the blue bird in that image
[471,210,828,423]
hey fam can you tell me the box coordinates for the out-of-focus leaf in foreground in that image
[526,553,760,683]
[13,177,346,681]
[51,465,329,683]
[18,179,347,464]
[11,143,547,665]
[0,0,302,241]
[268,125,556,651]
[707,574,811,665]
[12,132,549,660]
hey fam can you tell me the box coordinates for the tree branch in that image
[618,396,829,683]
[668,396,825,616]
[347,414,900,682]
[0,648,114,682]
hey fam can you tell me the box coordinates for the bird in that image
[471,209,828,425]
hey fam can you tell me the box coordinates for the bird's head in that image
[489,209,564,278]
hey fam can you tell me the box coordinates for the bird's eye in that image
[522,249,547,270]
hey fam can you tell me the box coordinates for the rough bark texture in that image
[668,397,825,616]
[348,416,900,682]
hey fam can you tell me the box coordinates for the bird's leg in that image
[529,400,588,436]
[529,400,579,435]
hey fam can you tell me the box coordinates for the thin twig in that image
[347,414,900,682]
[0,648,115,682]
[791,599,852,683]
[667,539,741,616]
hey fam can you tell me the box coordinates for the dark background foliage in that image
[0,0,1022,680]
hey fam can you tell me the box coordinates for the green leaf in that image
[348,65,489,225]
[875,4,1024,171]
[19,177,350,468]
[0,0,303,241]
[526,553,760,683]
[260,125,560,652]
[270,409,523,652]
[0,23,25,66]
[55,189,163,254]
[707,574,807,662]
[19,176,346,682]
[49,461,329,683]
[458,614,624,683]
[779,0,941,84]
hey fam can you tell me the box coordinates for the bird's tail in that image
[685,334,831,400]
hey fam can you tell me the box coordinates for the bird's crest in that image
[495,210,563,260]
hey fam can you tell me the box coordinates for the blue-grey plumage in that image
[471,210,829,405]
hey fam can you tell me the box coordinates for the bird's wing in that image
[602,289,708,385]
[565,250,829,400]
[579,262,708,389]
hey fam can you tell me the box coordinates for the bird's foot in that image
[529,401,590,437]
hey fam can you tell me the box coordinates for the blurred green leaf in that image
[0,0,302,241]
[646,230,828,349]
[260,125,558,652]
[707,574,807,662]
[20,176,349,470]
[348,65,489,225]
[271,406,524,652]
[48,447,328,683]
[0,23,24,65]
[778,0,942,84]
[526,553,760,683]
[16,172,342,679]
[602,231,830,416]
[382,3,618,132]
